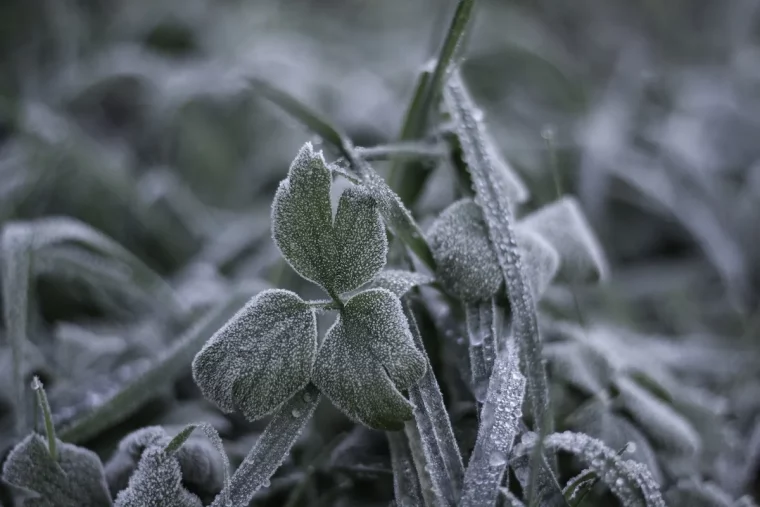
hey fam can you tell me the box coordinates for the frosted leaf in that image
[566,400,662,483]
[312,289,426,430]
[192,289,317,421]
[271,142,387,295]
[516,431,665,507]
[509,432,568,507]
[105,427,170,496]
[331,186,389,294]
[460,339,526,507]
[1,434,113,507]
[465,300,500,402]
[515,228,560,301]
[427,199,502,301]
[517,197,608,283]
[369,269,435,298]
[545,340,614,395]
[105,425,229,504]
[114,447,202,507]
[615,376,701,456]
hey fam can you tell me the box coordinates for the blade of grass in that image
[388,0,477,205]
[387,430,426,507]
[444,69,554,500]
[31,377,56,461]
[405,302,465,505]
[210,384,320,507]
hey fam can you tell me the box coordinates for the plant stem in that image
[211,384,321,507]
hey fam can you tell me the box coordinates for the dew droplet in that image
[291,408,302,418]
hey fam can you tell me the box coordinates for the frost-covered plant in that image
[190,142,431,504]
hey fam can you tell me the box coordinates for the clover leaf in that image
[2,434,113,507]
[312,288,426,430]
[192,289,317,421]
[272,142,387,296]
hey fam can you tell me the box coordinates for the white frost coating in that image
[369,269,435,298]
[615,376,701,456]
[517,431,666,507]
[387,430,425,507]
[465,300,498,402]
[404,304,465,505]
[210,384,320,507]
[444,70,550,435]
[460,338,526,507]
[312,289,426,430]
[192,289,317,421]
[114,447,202,507]
[427,199,503,301]
[2,434,113,507]
[271,142,387,296]
[517,196,609,283]
[566,399,662,483]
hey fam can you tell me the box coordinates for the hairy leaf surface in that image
[272,142,387,295]
[192,289,317,421]
[313,289,426,430]
[2,434,112,507]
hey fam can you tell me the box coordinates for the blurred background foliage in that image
[0,0,759,505]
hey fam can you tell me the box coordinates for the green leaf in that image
[388,0,477,206]
[517,197,608,283]
[250,80,435,270]
[615,375,700,456]
[313,289,426,430]
[272,143,387,295]
[427,199,502,302]
[114,447,202,507]
[368,269,435,298]
[192,289,317,421]
[2,434,113,507]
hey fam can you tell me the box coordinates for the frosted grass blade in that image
[405,303,465,505]
[444,69,550,435]
[211,384,320,507]
[460,338,526,507]
[388,431,425,507]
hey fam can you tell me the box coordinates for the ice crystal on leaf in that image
[312,288,426,430]
[1,434,113,507]
[271,142,387,296]
[192,289,317,421]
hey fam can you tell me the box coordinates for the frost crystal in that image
[114,447,203,507]
[2,434,113,507]
[272,142,387,296]
[313,289,426,430]
[192,289,317,421]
